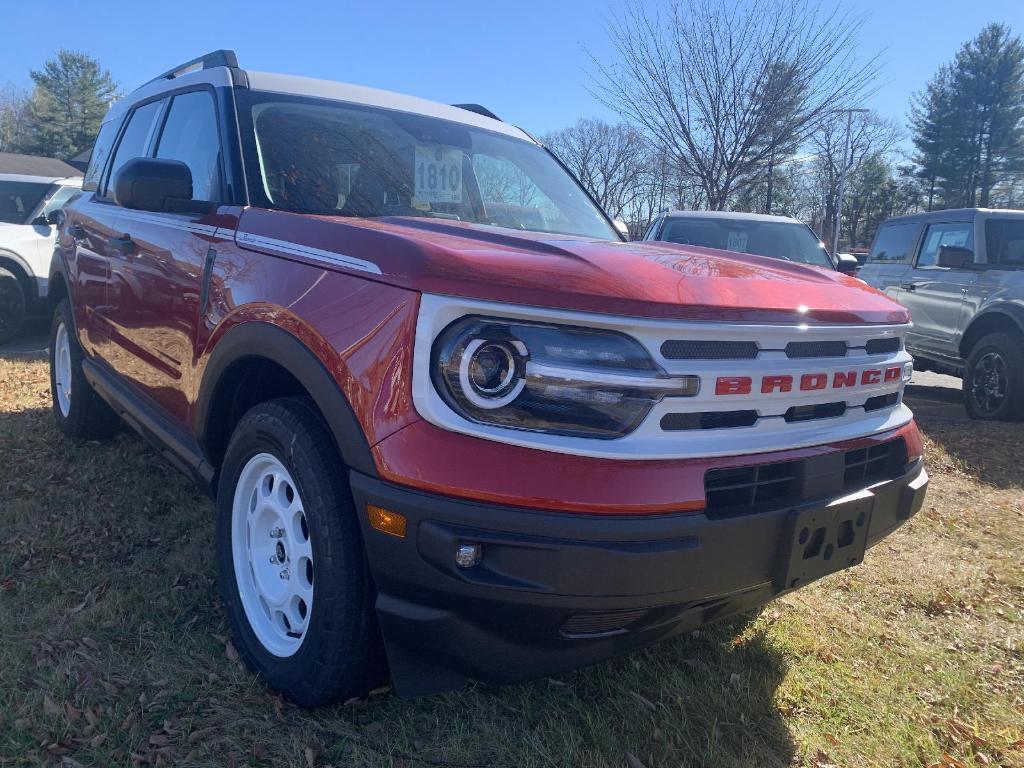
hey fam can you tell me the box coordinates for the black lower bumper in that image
[350,460,928,697]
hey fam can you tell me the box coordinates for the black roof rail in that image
[452,103,502,122]
[142,50,239,87]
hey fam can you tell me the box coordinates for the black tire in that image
[963,331,1024,422]
[49,298,121,439]
[216,397,383,706]
[0,267,26,346]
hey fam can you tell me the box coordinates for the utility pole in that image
[832,107,870,255]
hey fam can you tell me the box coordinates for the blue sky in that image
[3,0,1022,149]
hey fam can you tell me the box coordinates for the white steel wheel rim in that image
[54,321,72,417]
[231,453,314,657]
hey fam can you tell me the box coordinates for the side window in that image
[868,223,917,263]
[643,217,661,240]
[82,120,119,192]
[104,100,164,196]
[155,90,222,202]
[41,186,83,217]
[917,222,974,268]
[984,219,1024,268]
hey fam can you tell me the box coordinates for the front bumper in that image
[351,460,928,697]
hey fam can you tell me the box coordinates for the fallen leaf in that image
[625,752,647,768]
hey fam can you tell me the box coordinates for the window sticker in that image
[727,230,749,252]
[940,229,969,248]
[414,145,462,204]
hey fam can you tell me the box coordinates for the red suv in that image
[49,51,928,704]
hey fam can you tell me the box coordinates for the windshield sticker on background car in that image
[414,145,462,204]
[727,230,748,252]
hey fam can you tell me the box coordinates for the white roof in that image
[0,173,82,186]
[665,210,802,224]
[245,70,531,142]
[107,64,531,143]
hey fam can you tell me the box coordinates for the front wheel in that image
[963,331,1024,422]
[216,397,383,706]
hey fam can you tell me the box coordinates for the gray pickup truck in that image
[859,208,1024,421]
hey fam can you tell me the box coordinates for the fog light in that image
[455,543,483,569]
[367,505,406,538]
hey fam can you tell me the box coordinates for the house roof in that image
[0,152,83,178]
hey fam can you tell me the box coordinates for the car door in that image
[899,219,977,359]
[858,220,920,299]
[68,100,164,358]
[101,87,236,426]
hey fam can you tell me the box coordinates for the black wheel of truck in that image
[0,267,26,346]
[216,396,384,706]
[49,298,121,439]
[963,331,1024,422]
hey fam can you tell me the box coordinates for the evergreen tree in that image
[911,24,1024,209]
[17,50,117,159]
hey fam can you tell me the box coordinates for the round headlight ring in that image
[457,338,527,410]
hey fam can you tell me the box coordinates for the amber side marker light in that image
[367,505,407,538]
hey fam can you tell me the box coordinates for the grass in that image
[0,351,1021,767]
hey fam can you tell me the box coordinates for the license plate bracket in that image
[774,496,873,590]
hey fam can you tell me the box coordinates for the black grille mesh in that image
[785,340,848,358]
[865,337,901,355]
[661,410,759,431]
[661,340,758,360]
[864,392,899,412]
[703,439,907,519]
[560,608,648,637]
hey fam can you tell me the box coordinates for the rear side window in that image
[155,90,223,203]
[917,222,973,268]
[104,100,164,195]
[0,181,51,225]
[868,223,917,263]
[985,219,1024,268]
[83,120,119,192]
[41,186,82,217]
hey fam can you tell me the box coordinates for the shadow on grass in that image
[0,316,49,362]
[914,405,1024,491]
[0,394,796,767]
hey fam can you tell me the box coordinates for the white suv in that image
[0,173,83,343]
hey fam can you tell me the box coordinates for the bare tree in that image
[0,84,30,153]
[542,119,653,220]
[589,0,881,210]
[809,110,901,247]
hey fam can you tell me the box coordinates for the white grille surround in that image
[411,294,915,460]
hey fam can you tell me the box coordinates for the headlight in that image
[432,316,699,438]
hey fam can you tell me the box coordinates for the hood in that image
[236,210,910,325]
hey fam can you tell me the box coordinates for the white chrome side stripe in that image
[78,201,221,236]
[235,232,382,275]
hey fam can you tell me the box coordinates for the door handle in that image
[899,281,918,291]
[107,235,135,255]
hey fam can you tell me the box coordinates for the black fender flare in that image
[0,247,37,302]
[195,322,377,477]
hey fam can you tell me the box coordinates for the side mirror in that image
[836,253,860,275]
[46,209,65,227]
[113,157,193,213]
[31,214,50,227]
[613,219,630,240]
[937,244,974,269]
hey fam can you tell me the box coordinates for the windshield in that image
[238,92,617,240]
[0,181,52,225]
[659,217,834,269]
